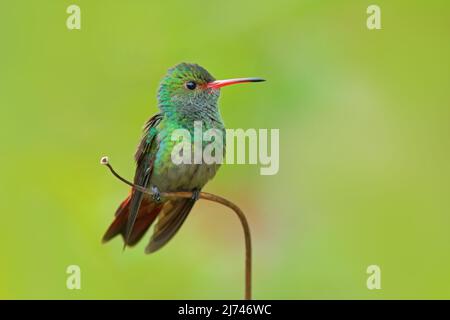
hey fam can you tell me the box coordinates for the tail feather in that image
[103,193,197,253]
[126,201,163,246]
[102,194,162,246]
[102,195,131,243]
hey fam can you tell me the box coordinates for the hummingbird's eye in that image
[185,81,197,90]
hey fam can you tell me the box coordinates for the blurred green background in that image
[1,0,449,299]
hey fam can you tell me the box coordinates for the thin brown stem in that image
[100,156,252,300]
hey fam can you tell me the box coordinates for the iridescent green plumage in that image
[103,62,264,253]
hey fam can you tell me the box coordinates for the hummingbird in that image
[102,63,265,253]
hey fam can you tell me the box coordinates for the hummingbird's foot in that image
[191,188,201,201]
[151,185,161,203]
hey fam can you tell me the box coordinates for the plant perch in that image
[100,156,253,300]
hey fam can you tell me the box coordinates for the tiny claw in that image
[191,189,200,201]
[151,185,161,202]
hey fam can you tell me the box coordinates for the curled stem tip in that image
[100,156,109,165]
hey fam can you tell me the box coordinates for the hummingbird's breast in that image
[150,117,225,192]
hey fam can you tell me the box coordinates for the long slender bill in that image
[207,77,265,89]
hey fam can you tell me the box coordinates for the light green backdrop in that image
[1,1,449,299]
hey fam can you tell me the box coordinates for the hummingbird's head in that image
[157,62,264,118]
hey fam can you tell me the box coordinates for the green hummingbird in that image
[103,63,265,253]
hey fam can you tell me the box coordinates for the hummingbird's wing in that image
[145,197,197,253]
[124,113,163,245]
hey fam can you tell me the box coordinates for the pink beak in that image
[207,77,265,89]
